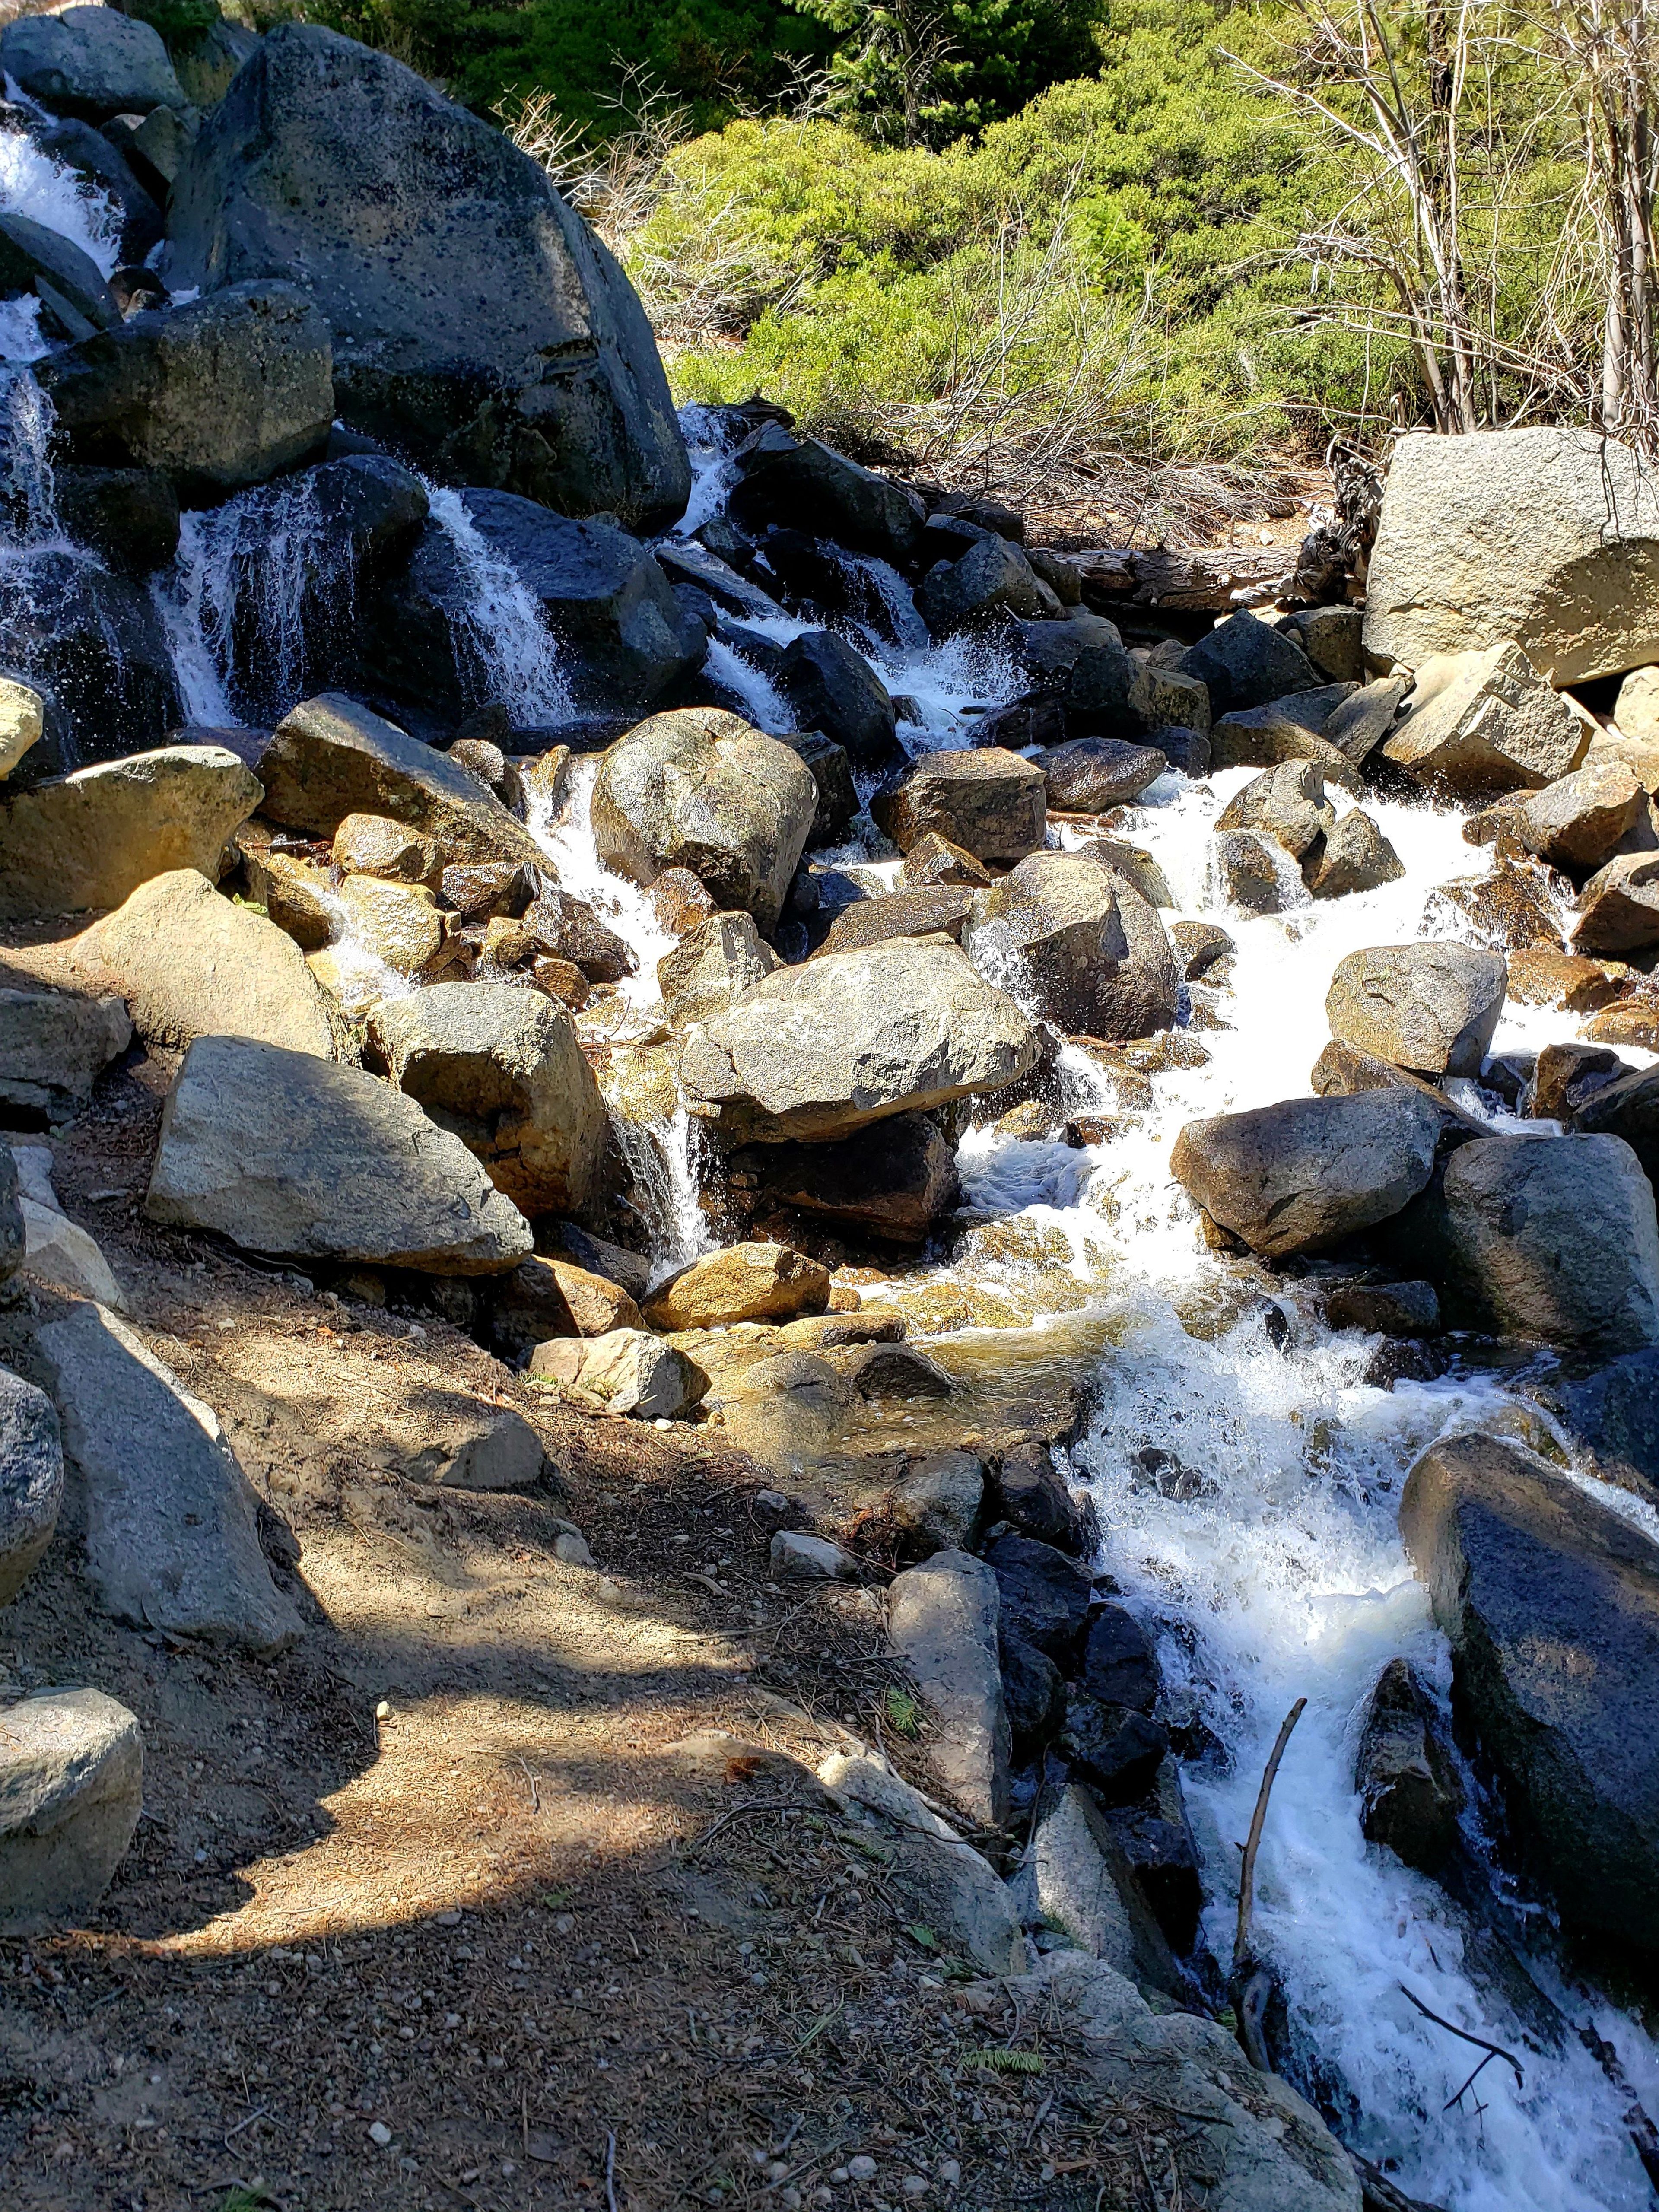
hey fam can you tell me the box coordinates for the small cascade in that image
[0,363,60,548]
[154,473,352,728]
[525,754,679,1003]
[424,486,574,726]
[611,1105,714,1281]
[674,404,745,540]
[703,633,793,733]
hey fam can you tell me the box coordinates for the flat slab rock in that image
[145,1035,533,1275]
[0,1687,144,1936]
[37,1303,300,1654]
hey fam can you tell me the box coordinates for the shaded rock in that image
[39,1302,300,1652]
[777,632,896,765]
[1037,737,1167,813]
[31,116,161,265]
[887,1548,1010,1829]
[730,1114,960,1245]
[1514,760,1647,873]
[820,1753,1024,1972]
[0,210,118,335]
[1281,604,1363,684]
[783,730,857,849]
[918,534,1047,634]
[259,693,542,869]
[50,463,179,576]
[0,1150,20,1286]
[1079,1604,1158,1713]
[1321,674,1410,767]
[592,707,816,933]
[0,1687,143,1936]
[1554,1348,1659,1507]
[728,423,922,563]
[0,1367,63,1607]
[402,1405,549,1491]
[993,1441,1086,1554]
[367,982,606,1219]
[818,884,972,954]
[1383,643,1587,798]
[1440,1132,1659,1352]
[1356,1657,1464,1874]
[1178,612,1321,717]
[1097,1758,1203,1953]
[0,745,258,925]
[872,747,1046,865]
[1326,942,1506,1077]
[1401,1430,1659,1947]
[889,1453,983,1560]
[1059,1693,1168,1805]
[73,868,336,1058]
[1326,1281,1441,1335]
[1,8,184,122]
[39,281,332,503]
[657,911,780,1025]
[165,24,688,528]
[1208,686,1360,776]
[146,1035,533,1273]
[642,1243,830,1331]
[962,851,1178,1040]
[986,1532,1093,1670]
[1365,426,1659,684]
[1033,1782,1180,1993]
[1001,1633,1066,1751]
[0,552,182,767]
[1572,849,1659,953]
[0,988,130,1126]
[1170,1091,1444,1260]
[12,1146,124,1310]
[371,492,703,720]
[679,937,1039,1143]
[492,1253,641,1361]
[846,1341,953,1398]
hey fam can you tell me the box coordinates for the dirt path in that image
[0,1038,1153,2212]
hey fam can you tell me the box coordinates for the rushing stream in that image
[3,118,1658,2194]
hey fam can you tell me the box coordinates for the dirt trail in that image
[0,1015,1153,2212]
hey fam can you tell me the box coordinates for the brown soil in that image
[0,983,1166,2212]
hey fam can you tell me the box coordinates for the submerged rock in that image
[1355,1657,1464,1874]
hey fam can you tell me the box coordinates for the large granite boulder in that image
[1513,759,1649,874]
[657,911,780,1025]
[887,1549,1010,1830]
[145,1035,534,1272]
[368,490,704,719]
[366,982,606,1219]
[1440,1133,1659,1352]
[72,869,337,1058]
[38,1302,300,1653]
[1325,943,1506,1077]
[0,1687,143,1935]
[727,423,922,562]
[591,708,817,931]
[1401,1431,1659,1948]
[777,632,897,765]
[1170,1091,1445,1259]
[37,281,333,502]
[1208,684,1360,775]
[1570,1060,1659,1185]
[0,7,184,121]
[1365,426,1659,683]
[961,851,1179,1040]
[871,747,1046,864]
[0,746,259,924]
[165,25,689,528]
[679,936,1039,1142]
[1381,643,1588,798]
[1573,850,1659,953]
[258,693,543,868]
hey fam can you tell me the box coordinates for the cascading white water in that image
[864,763,1659,2209]
[421,486,574,726]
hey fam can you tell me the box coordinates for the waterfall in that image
[0,364,60,547]
[423,486,574,726]
[611,1106,714,1280]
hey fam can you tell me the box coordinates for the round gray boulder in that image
[1325,942,1507,1077]
[0,6,184,122]
[0,1688,143,1934]
[962,850,1178,1040]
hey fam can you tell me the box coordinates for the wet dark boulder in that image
[0,212,119,338]
[51,466,179,575]
[165,25,690,530]
[1099,1759,1203,1952]
[37,281,334,503]
[1000,1632,1066,1755]
[1548,1348,1659,1510]
[782,731,857,849]
[874,748,1047,864]
[916,534,1049,635]
[367,490,704,721]
[1354,1657,1464,1875]
[1177,610,1322,718]
[727,422,923,563]
[0,6,185,123]
[1571,1060,1659,1187]
[30,118,163,265]
[991,1442,1087,1554]
[985,1532,1094,1669]
[1401,1430,1659,1950]
[0,555,181,769]
[778,632,896,765]
[731,1112,960,1245]
[1059,1692,1169,1805]
[1078,1605,1159,1713]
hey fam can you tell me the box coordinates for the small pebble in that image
[654,1416,672,1430]
[780,2191,801,2210]
[848,2156,877,2183]
[767,2161,789,2180]
[830,2169,849,2185]
[936,2163,960,2188]
[900,2180,928,2199]
[368,2121,392,2147]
